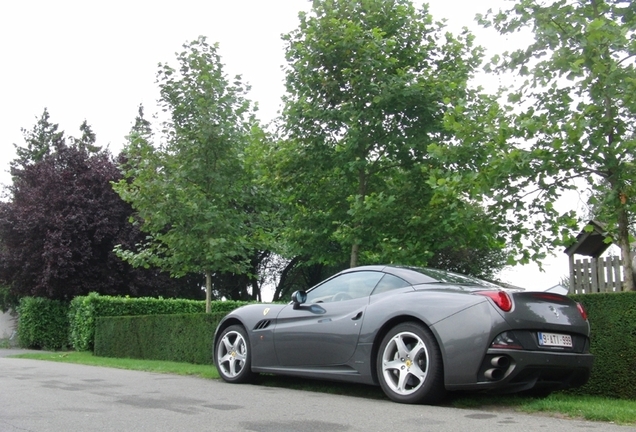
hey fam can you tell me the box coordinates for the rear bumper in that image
[446,348,594,393]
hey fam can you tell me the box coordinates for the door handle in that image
[351,311,363,321]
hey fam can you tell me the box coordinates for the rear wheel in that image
[377,322,445,404]
[215,325,255,383]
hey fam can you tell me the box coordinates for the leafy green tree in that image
[275,0,506,272]
[113,37,266,310]
[12,109,101,174]
[11,108,64,170]
[461,0,636,289]
[71,120,101,153]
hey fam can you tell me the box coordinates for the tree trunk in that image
[617,206,635,291]
[205,270,212,313]
[349,166,367,268]
[252,278,261,302]
[350,243,360,268]
[273,256,301,301]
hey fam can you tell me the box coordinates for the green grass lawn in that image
[13,351,220,380]
[10,351,636,425]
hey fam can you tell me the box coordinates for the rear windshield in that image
[411,267,503,288]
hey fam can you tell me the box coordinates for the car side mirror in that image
[291,290,307,309]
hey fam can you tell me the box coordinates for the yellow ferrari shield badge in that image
[263,308,270,316]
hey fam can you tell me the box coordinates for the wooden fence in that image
[569,255,624,294]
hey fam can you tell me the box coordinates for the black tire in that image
[376,322,445,404]
[214,325,256,384]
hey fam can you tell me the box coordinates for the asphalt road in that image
[0,352,632,432]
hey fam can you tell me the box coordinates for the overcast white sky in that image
[0,0,579,290]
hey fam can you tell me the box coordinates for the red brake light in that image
[577,302,588,321]
[476,290,513,312]
[530,292,566,302]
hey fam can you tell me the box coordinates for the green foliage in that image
[0,286,19,313]
[113,37,273,304]
[17,297,69,350]
[430,0,636,276]
[11,109,101,172]
[14,351,221,379]
[451,393,636,425]
[68,292,247,351]
[570,292,636,399]
[94,313,226,364]
[113,37,262,277]
[275,0,506,272]
[70,120,101,153]
[12,108,64,169]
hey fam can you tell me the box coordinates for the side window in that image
[371,274,410,296]
[306,271,383,303]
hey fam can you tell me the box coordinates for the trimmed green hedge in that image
[17,297,69,350]
[69,292,248,351]
[94,313,226,364]
[569,291,636,399]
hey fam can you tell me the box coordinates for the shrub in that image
[69,292,247,351]
[0,286,20,313]
[94,313,226,364]
[569,291,636,399]
[17,297,69,350]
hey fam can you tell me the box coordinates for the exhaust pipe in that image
[491,356,510,369]
[484,368,504,381]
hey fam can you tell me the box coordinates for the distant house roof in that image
[563,220,612,258]
[544,284,569,296]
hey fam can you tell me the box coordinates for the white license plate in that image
[538,332,573,347]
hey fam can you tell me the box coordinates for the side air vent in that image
[254,320,272,330]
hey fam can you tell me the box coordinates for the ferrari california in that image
[213,265,593,404]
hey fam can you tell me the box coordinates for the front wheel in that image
[376,322,445,404]
[214,325,255,383]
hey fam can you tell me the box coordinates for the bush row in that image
[17,297,70,350]
[17,293,248,351]
[94,313,226,364]
[569,291,636,399]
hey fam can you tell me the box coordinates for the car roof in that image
[341,265,502,288]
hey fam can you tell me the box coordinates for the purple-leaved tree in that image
[0,111,204,300]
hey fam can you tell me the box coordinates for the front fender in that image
[214,303,287,368]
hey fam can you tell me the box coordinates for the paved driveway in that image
[0,348,51,357]
[0,354,631,432]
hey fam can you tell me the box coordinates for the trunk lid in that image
[504,291,589,335]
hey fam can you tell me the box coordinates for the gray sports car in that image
[213,265,593,404]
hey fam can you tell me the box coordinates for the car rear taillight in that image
[476,290,513,312]
[577,302,588,321]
